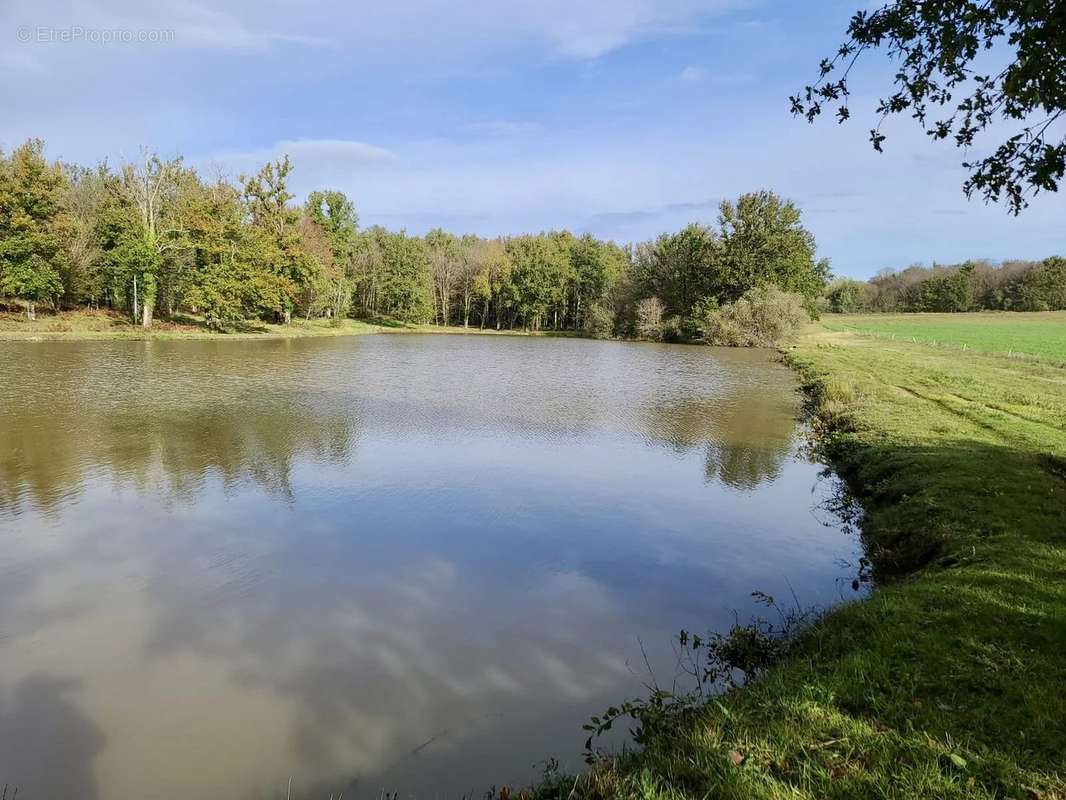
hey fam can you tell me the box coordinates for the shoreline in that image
[534,324,1065,799]
[0,311,584,343]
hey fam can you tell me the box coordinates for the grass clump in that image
[524,323,1066,800]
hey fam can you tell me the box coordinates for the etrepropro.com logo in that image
[16,25,175,44]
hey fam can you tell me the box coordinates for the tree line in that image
[0,138,830,340]
[824,257,1066,314]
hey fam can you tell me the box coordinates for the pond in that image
[0,334,861,799]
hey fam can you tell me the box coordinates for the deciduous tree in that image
[717,191,829,311]
[0,140,71,319]
[114,150,188,327]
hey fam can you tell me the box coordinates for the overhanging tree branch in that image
[791,0,1066,213]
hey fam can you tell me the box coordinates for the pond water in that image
[0,334,861,799]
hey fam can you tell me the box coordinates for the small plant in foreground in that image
[582,592,817,764]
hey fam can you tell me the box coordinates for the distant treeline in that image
[0,138,829,341]
[824,258,1066,313]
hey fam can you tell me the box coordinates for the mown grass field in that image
[527,321,1066,800]
[822,311,1066,363]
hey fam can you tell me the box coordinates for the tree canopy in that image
[1,139,831,342]
[823,256,1066,313]
[0,140,70,319]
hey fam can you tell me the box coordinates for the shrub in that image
[635,297,664,341]
[661,315,685,342]
[584,303,615,339]
[899,262,977,311]
[703,286,809,347]
[1005,256,1066,310]
[824,278,874,313]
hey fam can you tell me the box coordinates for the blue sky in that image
[3,0,1063,278]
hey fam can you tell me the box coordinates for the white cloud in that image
[2,0,324,57]
[91,0,325,51]
[277,139,397,164]
[348,0,751,61]
[680,66,707,82]
[1,0,749,63]
[200,138,397,186]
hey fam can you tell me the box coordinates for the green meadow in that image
[822,311,1066,363]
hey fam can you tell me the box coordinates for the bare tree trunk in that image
[142,302,153,329]
[27,301,36,321]
[438,279,450,326]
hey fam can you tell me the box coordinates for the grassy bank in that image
[0,309,578,341]
[822,311,1066,364]
[535,323,1066,799]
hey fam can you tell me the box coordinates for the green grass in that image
[523,324,1066,800]
[822,311,1066,363]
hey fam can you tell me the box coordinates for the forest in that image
[824,257,1066,313]
[0,139,829,341]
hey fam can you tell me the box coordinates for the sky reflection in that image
[0,336,862,798]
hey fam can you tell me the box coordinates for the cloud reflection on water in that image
[0,336,859,798]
